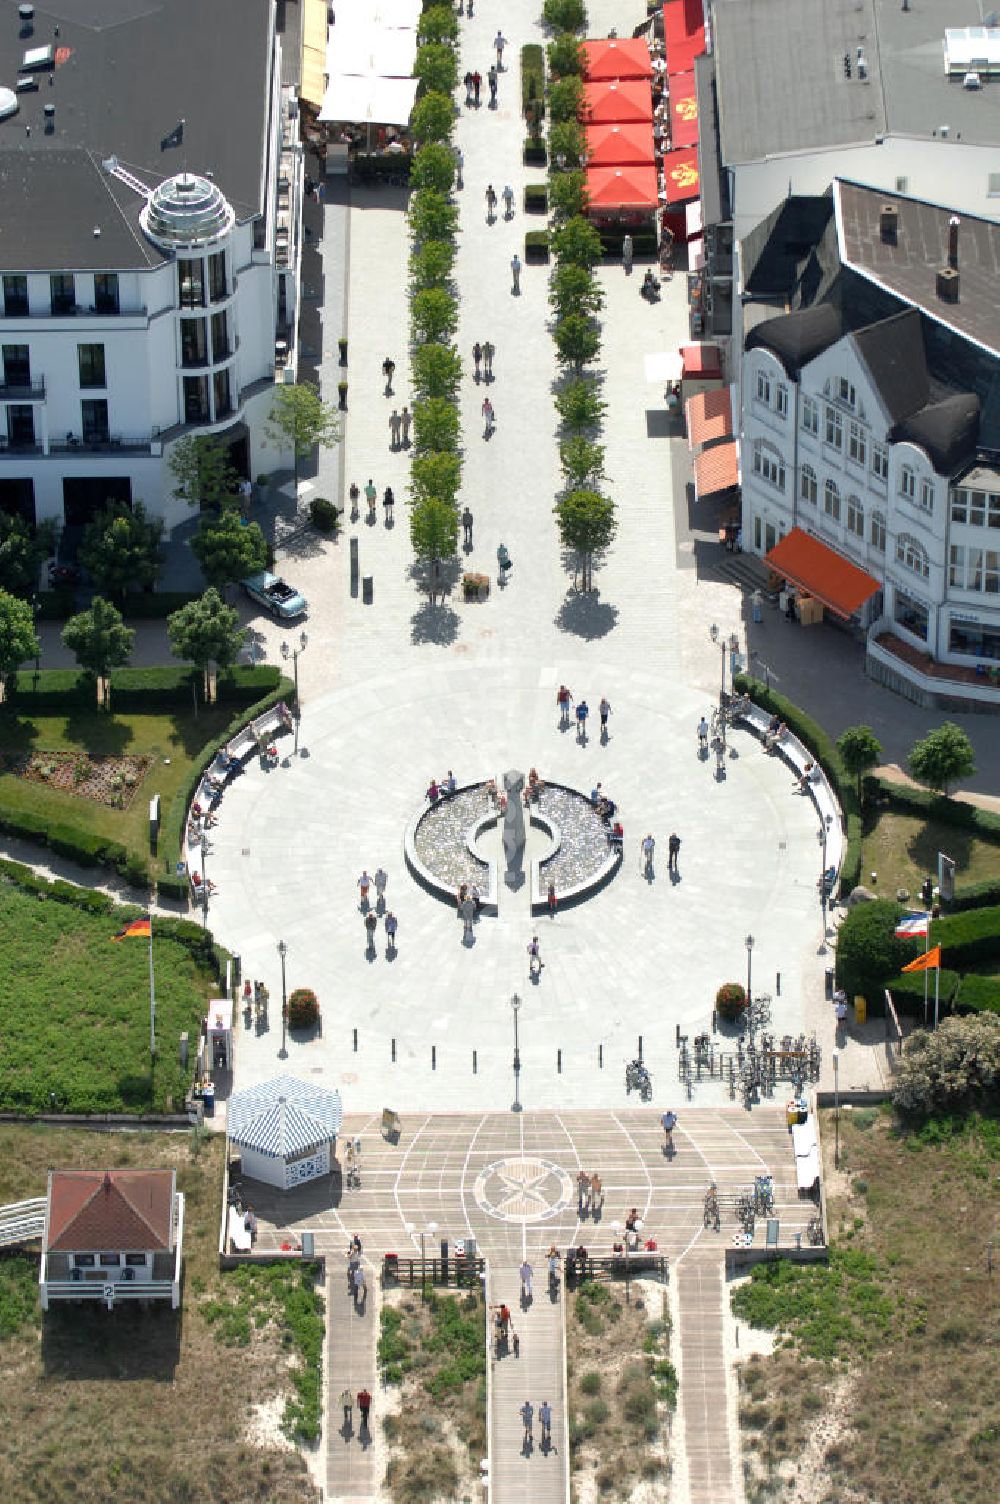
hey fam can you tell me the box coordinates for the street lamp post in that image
[281,631,308,753]
[832,1050,840,1168]
[511,992,522,1113]
[200,833,210,928]
[278,939,288,1058]
[745,933,754,1004]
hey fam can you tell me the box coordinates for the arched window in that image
[823,479,841,521]
[800,464,817,505]
[896,533,930,579]
[846,495,864,538]
[900,465,916,500]
[752,439,785,491]
[870,509,886,552]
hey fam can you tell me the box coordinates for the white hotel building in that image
[740,179,1000,702]
[0,0,303,536]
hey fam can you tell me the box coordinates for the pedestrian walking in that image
[462,505,474,545]
[547,880,557,916]
[340,1387,354,1429]
[353,1262,367,1303]
[510,252,521,294]
[383,486,395,523]
[385,911,398,952]
[519,1258,533,1302]
[349,481,360,517]
[590,1171,603,1212]
[454,144,464,189]
[389,408,402,449]
[472,68,482,106]
[641,833,655,877]
[460,895,475,940]
[485,183,497,222]
[599,696,611,737]
[358,868,372,907]
[400,405,411,445]
[501,183,514,218]
[374,866,388,907]
[527,935,542,978]
[661,1109,678,1153]
[577,1167,591,1215]
[622,233,633,274]
[497,542,511,581]
[473,340,483,380]
[464,69,473,105]
[698,715,709,748]
[539,1400,552,1444]
[556,684,573,727]
[482,340,495,379]
[357,1388,372,1432]
[364,910,378,951]
[575,697,589,741]
[668,832,681,873]
[382,356,395,393]
[488,64,498,105]
[363,480,376,519]
[495,30,507,68]
[520,1399,534,1445]
[482,395,495,436]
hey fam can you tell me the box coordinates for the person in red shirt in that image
[357,1387,372,1432]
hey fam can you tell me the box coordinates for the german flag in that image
[111,916,151,942]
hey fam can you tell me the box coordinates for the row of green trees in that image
[542,8,618,590]
[406,6,464,599]
[837,721,976,798]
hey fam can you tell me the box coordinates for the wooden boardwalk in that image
[326,1257,378,1503]
[488,1264,569,1504]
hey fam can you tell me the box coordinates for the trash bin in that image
[301,1231,315,1259]
[825,967,834,1000]
[202,1083,215,1118]
[362,574,373,604]
[854,994,867,1025]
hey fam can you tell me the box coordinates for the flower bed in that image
[0,750,152,810]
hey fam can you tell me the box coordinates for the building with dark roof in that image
[0,0,305,534]
[740,179,1000,696]
[40,1168,184,1310]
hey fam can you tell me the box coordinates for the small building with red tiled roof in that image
[40,1169,184,1311]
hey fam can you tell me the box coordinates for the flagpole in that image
[934,960,940,1030]
[148,914,157,1058]
[923,923,929,1027]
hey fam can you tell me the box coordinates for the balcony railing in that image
[51,432,157,456]
[0,377,45,400]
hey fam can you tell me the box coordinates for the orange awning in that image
[662,146,699,203]
[668,70,698,148]
[582,37,653,81]
[585,122,656,166]
[582,79,654,124]
[694,440,739,499]
[585,164,659,209]
[663,0,706,73]
[765,527,881,619]
[686,388,732,451]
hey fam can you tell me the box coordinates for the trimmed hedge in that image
[523,138,547,166]
[734,673,861,896]
[888,969,961,1018]
[525,230,550,263]
[868,776,1000,840]
[947,878,1000,912]
[931,905,1000,970]
[8,663,281,713]
[598,227,658,259]
[525,183,549,214]
[521,43,545,111]
[955,973,1000,1015]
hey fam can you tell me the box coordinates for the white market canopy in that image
[326,28,417,79]
[319,71,419,125]
[644,351,684,384]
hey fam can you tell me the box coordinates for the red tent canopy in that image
[662,147,699,204]
[668,70,698,148]
[581,79,654,124]
[585,122,656,166]
[582,37,653,81]
[585,164,659,209]
[662,0,706,75]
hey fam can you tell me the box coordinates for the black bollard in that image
[432,1044,436,1070]
[353,1027,358,1053]
[598,1043,603,1068]
[557,1049,562,1073]
[473,1049,477,1074]
[391,1037,396,1062]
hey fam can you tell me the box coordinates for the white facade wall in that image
[740,331,1000,664]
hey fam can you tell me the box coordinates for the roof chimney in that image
[936,265,960,303]
[879,204,898,244]
[948,215,960,269]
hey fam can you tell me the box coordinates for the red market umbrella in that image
[582,37,653,81]
[668,71,698,148]
[585,122,656,167]
[585,164,659,210]
[662,0,706,74]
[582,79,654,125]
[662,147,699,204]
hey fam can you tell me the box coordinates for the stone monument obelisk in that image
[502,769,526,889]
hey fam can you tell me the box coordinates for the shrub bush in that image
[887,969,961,1018]
[542,0,587,33]
[932,905,1000,969]
[524,229,550,263]
[955,973,1000,1015]
[157,871,192,904]
[309,496,340,533]
[547,34,585,77]
[524,183,549,213]
[287,988,320,1030]
[523,138,548,166]
[946,878,1000,912]
[835,901,912,1005]
[521,43,545,111]
[870,777,1000,838]
[548,75,583,124]
[716,982,747,1022]
[892,1013,1000,1116]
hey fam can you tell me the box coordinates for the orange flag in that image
[902,946,941,973]
[111,916,151,942]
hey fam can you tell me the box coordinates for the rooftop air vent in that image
[20,42,53,70]
[963,71,982,88]
[936,266,960,303]
[0,87,18,123]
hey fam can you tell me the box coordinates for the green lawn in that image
[861,808,1000,898]
[0,705,235,876]
[0,881,216,1112]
